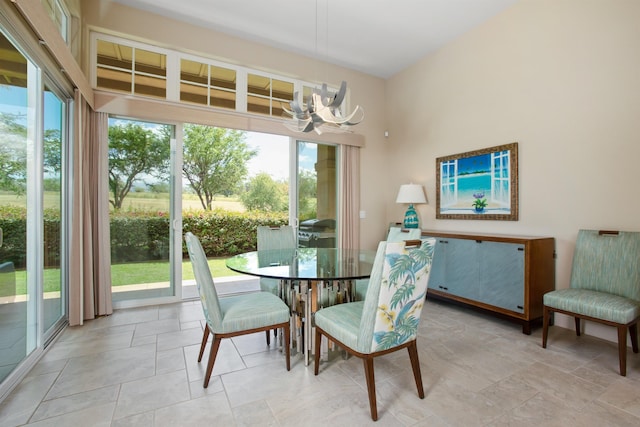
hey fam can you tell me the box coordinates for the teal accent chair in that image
[354,226,423,301]
[257,225,296,344]
[185,232,291,387]
[542,230,640,376]
[314,238,436,421]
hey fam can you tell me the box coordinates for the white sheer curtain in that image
[338,144,360,249]
[68,90,112,325]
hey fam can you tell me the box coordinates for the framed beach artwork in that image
[435,143,519,221]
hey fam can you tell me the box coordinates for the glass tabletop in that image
[225,248,376,281]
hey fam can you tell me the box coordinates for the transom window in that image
[91,33,347,119]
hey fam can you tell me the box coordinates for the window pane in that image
[247,74,270,97]
[210,65,236,90]
[181,59,208,85]
[180,82,207,105]
[42,85,64,334]
[272,79,293,101]
[247,95,270,115]
[135,48,166,78]
[108,118,173,302]
[134,74,166,98]
[210,88,235,109]
[97,67,132,93]
[0,30,36,385]
[97,40,133,70]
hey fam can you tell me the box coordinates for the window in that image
[96,39,167,99]
[41,0,69,43]
[91,33,344,121]
[247,74,293,117]
[180,59,236,109]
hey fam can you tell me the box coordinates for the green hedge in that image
[0,205,288,268]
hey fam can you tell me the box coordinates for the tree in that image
[0,113,27,195]
[182,124,257,210]
[241,173,287,212]
[108,122,170,209]
[297,169,317,220]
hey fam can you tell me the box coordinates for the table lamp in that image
[396,184,427,229]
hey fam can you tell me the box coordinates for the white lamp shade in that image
[396,184,427,204]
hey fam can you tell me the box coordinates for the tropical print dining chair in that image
[314,238,436,421]
[184,232,291,388]
[257,225,296,344]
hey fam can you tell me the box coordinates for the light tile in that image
[2,299,640,426]
[45,344,156,400]
[113,370,190,420]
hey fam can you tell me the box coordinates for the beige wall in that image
[386,0,640,338]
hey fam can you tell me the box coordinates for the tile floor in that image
[1,296,640,426]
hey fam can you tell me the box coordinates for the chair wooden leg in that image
[618,326,628,376]
[198,326,210,362]
[284,323,291,371]
[630,323,639,353]
[575,317,581,336]
[542,306,549,348]
[314,327,322,375]
[203,336,222,388]
[407,341,425,399]
[363,356,378,421]
[265,330,270,346]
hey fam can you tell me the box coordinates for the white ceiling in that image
[112,0,519,79]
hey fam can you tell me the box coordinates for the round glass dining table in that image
[226,247,376,365]
[225,247,376,281]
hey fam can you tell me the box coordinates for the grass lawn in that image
[13,258,240,295]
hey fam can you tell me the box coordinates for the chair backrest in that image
[184,232,223,330]
[570,229,640,301]
[387,226,422,243]
[257,225,296,250]
[356,237,436,353]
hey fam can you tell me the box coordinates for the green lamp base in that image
[403,204,419,229]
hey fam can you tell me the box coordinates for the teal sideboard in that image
[423,230,555,334]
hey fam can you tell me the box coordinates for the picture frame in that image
[436,142,518,221]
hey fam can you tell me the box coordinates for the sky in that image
[245,131,318,181]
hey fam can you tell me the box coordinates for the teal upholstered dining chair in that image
[542,229,640,376]
[354,226,423,301]
[184,232,291,387]
[314,238,436,421]
[257,225,296,344]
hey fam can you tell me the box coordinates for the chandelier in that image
[283,81,364,134]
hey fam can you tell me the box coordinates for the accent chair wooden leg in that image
[542,306,549,348]
[203,337,222,388]
[630,323,639,353]
[265,330,271,346]
[575,317,581,336]
[618,326,627,376]
[407,341,425,399]
[198,326,210,362]
[363,357,378,421]
[313,328,322,375]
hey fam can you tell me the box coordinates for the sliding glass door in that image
[108,118,176,304]
[0,30,35,387]
[0,28,70,395]
[296,141,337,248]
[42,83,66,341]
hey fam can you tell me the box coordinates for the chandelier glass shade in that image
[283,81,364,134]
